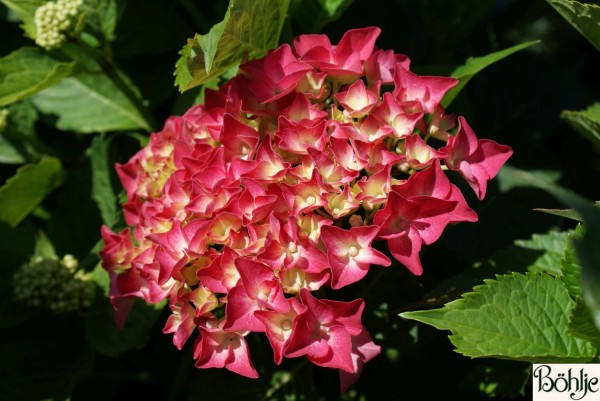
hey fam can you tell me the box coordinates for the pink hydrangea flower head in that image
[100,25,512,390]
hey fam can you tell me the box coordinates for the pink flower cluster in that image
[100,27,512,390]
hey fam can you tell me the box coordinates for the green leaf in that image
[497,166,562,193]
[401,273,597,362]
[84,0,118,42]
[32,74,150,133]
[0,0,45,38]
[84,296,166,357]
[546,0,600,52]
[514,230,571,275]
[0,47,80,107]
[0,157,64,227]
[91,262,109,296]
[574,206,600,333]
[569,299,600,347]
[0,222,36,286]
[174,0,291,92]
[0,134,27,164]
[499,165,600,334]
[32,228,56,259]
[290,0,354,33]
[560,102,600,150]
[561,226,583,299]
[534,207,584,221]
[89,135,118,226]
[442,41,540,108]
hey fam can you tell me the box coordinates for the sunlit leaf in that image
[32,74,151,133]
[569,299,600,347]
[0,47,80,107]
[442,41,539,108]
[174,0,290,92]
[0,135,27,164]
[546,0,600,52]
[515,230,571,275]
[0,157,64,227]
[401,273,597,361]
[561,226,583,299]
[561,102,600,150]
[534,207,584,221]
[0,0,45,38]
[498,165,600,334]
[89,135,118,226]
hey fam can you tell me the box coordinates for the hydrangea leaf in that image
[500,165,600,333]
[0,135,27,164]
[31,74,151,133]
[573,205,600,333]
[174,0,291,92]
[533,207,584,221]
[0,156,64,227]
[401,273,597,361]
[290,0,354,33]
[569,299,600,348]
[89,135,118,226]
[496,165,562,192]
[0,0,45,38]
[442,40,539,108]
[84,297,167,357]
[84,0,118,42]
[32,228,56,259]
[561,225,600,347]
[0,47,80,107]
[546,0,600,52]
[560,102,600,151]
[565,227,600,348]
[561,226,583,298]
[515,230,571,275]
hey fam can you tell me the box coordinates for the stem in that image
[72,38,158,132]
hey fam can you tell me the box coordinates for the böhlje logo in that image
[533,364,600,400]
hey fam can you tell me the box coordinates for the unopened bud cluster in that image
[13,254,95,314]
[34,0,83,50]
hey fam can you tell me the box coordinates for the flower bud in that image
[34,0,83,50]
[13,254,95,314]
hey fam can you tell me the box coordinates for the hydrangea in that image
[13,254,95,314]
[100,27,512,391]
[34,0,83,50]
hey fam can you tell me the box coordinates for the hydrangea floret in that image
[100,27,512,391]
[34,0,83,50]
[13,254,95,314]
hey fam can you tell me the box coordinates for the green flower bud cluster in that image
[34,0,83,50]
[13,254,95,314]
